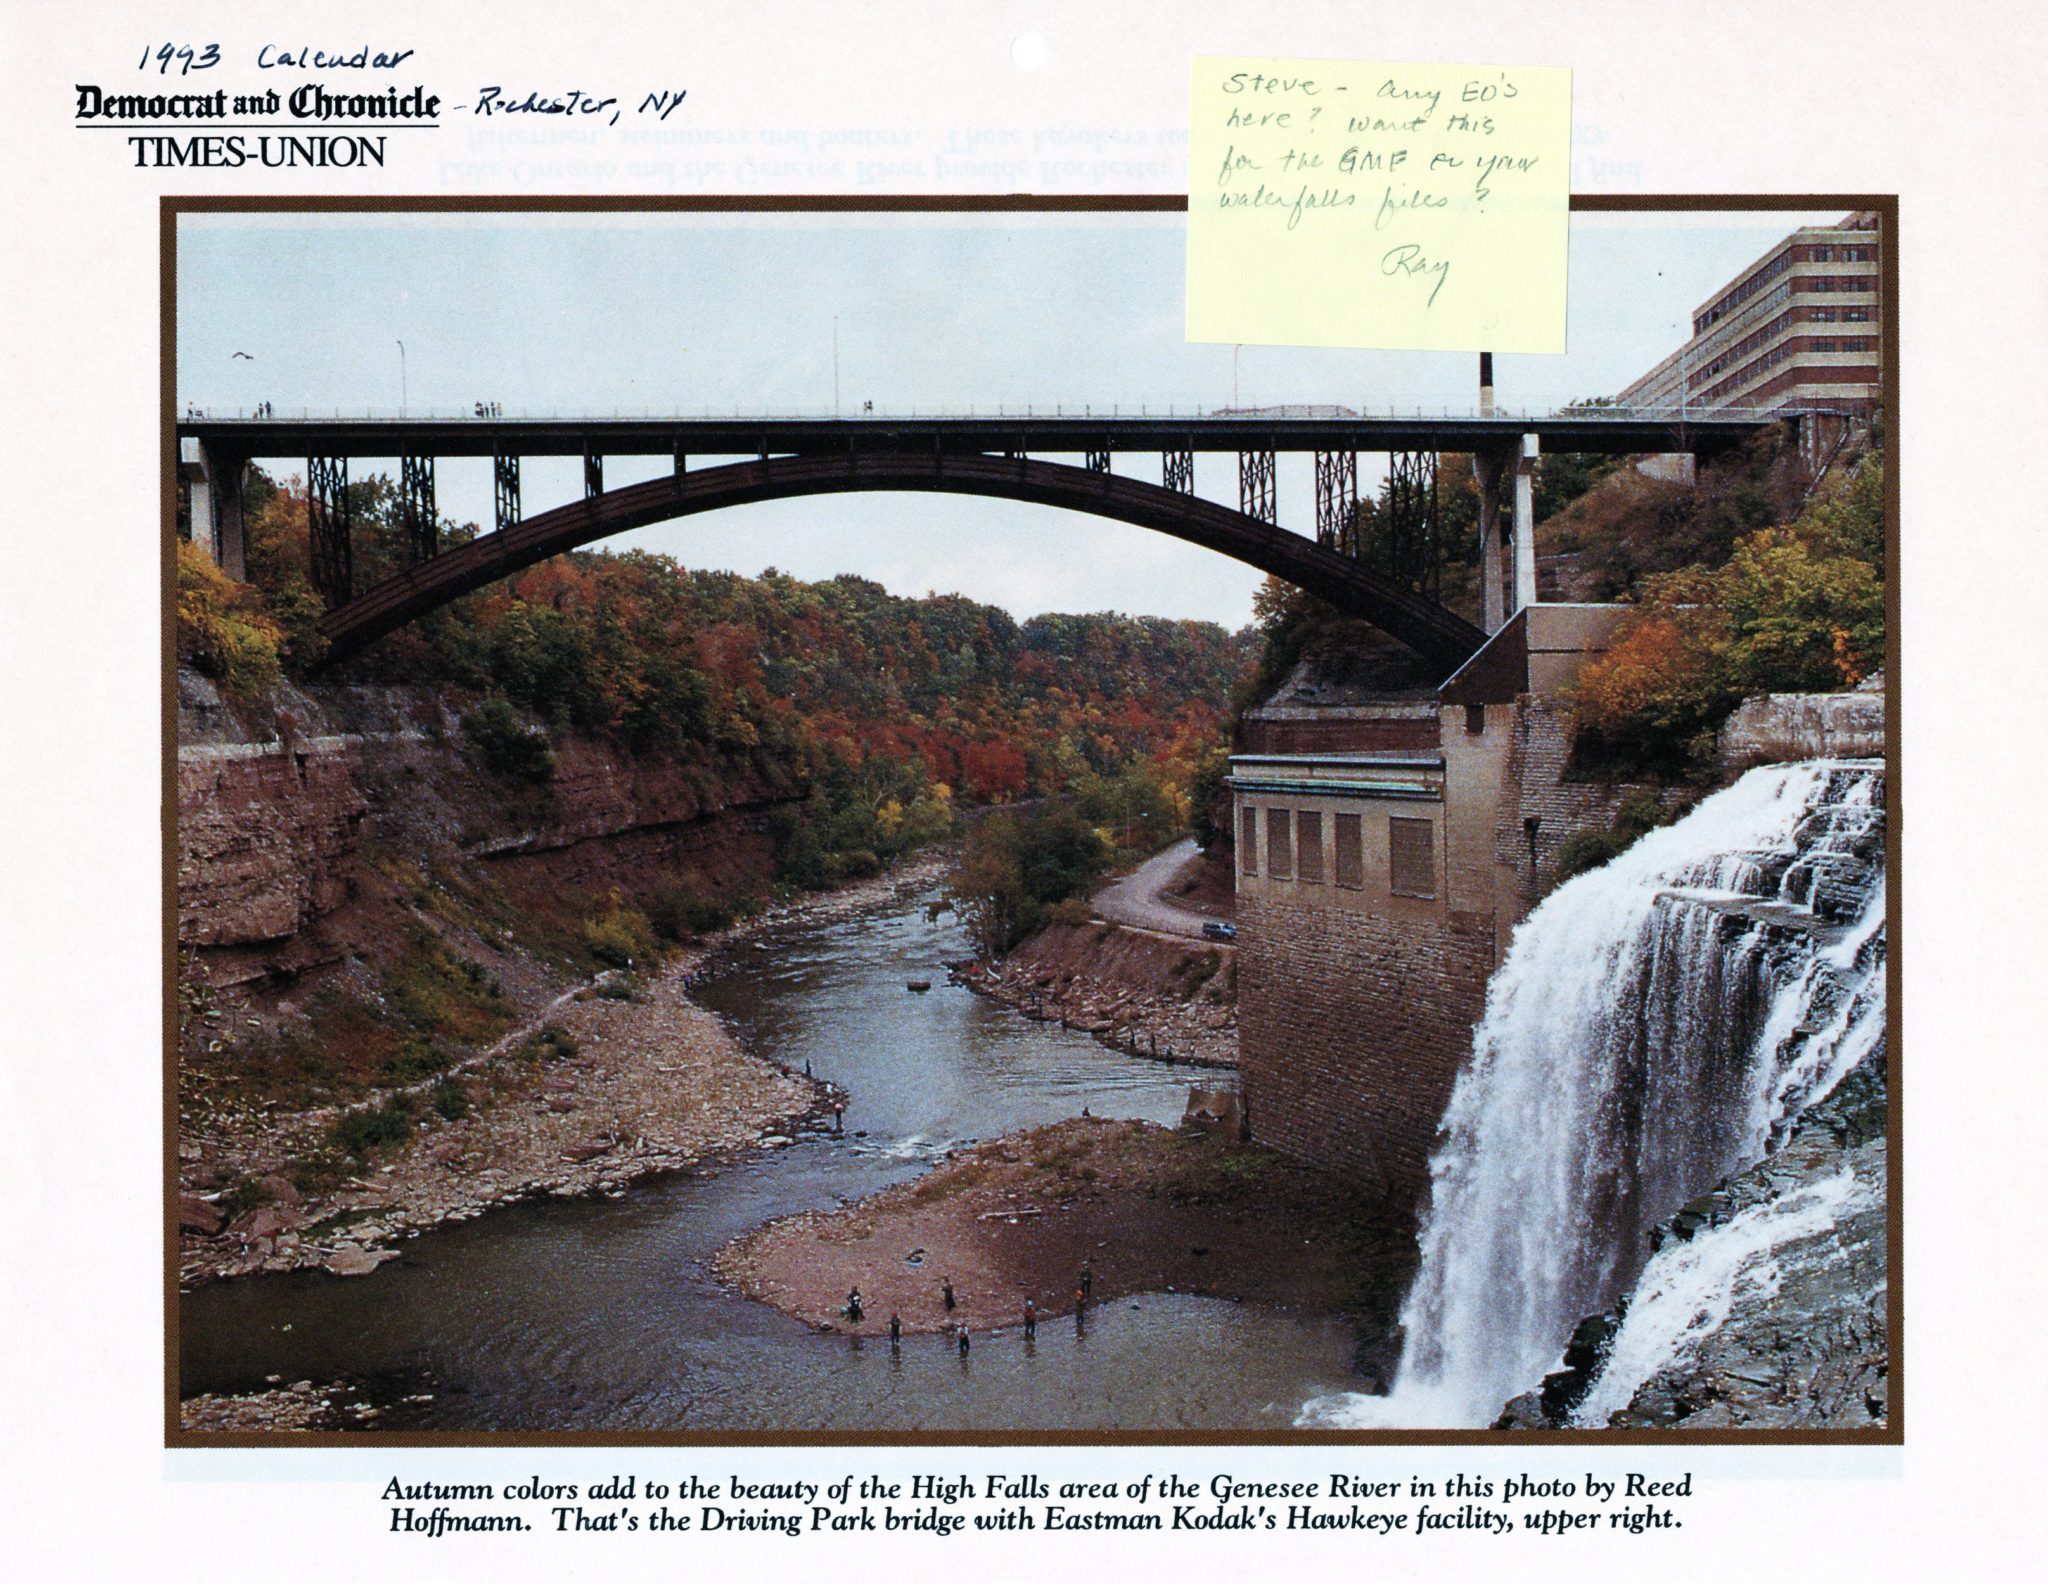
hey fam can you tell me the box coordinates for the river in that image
[179,889,1364,1431]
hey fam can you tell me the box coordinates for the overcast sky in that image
[177,209,1834,629]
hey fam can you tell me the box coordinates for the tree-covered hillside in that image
[176,468,1259,885]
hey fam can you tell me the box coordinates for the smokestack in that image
[1479,351,1495,417]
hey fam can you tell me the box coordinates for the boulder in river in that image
[323,1246,398,1277]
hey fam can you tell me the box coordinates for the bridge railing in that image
[176,402,1801,424]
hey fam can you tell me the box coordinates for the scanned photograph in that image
[171,204,1888,1435]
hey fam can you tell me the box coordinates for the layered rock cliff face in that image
[176,669,797,989]
[1718,673,1885,776]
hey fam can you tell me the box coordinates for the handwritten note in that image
[1186,57,1571,354]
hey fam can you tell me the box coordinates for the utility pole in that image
[397,339,407,416]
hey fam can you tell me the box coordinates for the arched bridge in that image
[175,408,1777,676]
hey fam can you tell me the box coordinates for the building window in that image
[1842,306,1872,321]
[1334,813,1364,889]
[1810,245,1834,261]
[1389,816,1435,899]
[1464,703,1486,735]
[1239,806,1258,875]
[1268,809,1294,880]
[1812,338,1838,352]
[1297,811,1324,883]
[1810,306,1837,322]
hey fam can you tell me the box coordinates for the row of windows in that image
[1695,247,1794,332]
[1804,274,1877,293]
[1703,336,1802,400]
[1692,240,1877,335]
[1696,308,1797,382]
[1702,333,1880,401]
[1239,805,1437,899]
[1693,305,1879,383]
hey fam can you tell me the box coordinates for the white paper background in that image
[3,1,2043,1577]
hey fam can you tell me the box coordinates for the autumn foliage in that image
[217,467,1257,885]
[175,539,283,707]
[1572,461,1886,773]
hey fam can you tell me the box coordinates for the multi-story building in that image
[1618,211,1882,420]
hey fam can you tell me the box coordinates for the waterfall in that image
[1300,759,1886,1429]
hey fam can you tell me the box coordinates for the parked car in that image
[1201,921,1237,942]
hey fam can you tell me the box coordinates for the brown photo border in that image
[162,191,1901,1450]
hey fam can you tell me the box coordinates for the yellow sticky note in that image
[1186,57,1572,354]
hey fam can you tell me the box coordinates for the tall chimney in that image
[1479,351,1496,417]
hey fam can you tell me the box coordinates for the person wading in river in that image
[1080,1260,1093,1302]
[845,1287,863,1323]
[1022,1296,1037,1339]
[956,1325,970,1358]
[889,1313,901,1348]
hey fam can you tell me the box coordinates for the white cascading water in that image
[1300,759,1885,1429]
[1567,1166,1878,1425]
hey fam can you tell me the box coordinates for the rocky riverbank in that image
[177,852,952,1290]
[957,921,1238,1069]
[713,1114,1411,1343]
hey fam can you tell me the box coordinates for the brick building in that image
[1617,211,1883,419]
[1230,606,1679,1203]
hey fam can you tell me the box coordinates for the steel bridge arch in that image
[315,451,1488,673]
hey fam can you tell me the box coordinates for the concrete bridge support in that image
[1514,432,1540,613]
[180,438,247,578]
[1474,447,1507,633]
[1473,434,1539,633]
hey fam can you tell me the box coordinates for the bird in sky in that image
[231,351,254,360]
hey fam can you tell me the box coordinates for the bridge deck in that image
[177,410,1778,459]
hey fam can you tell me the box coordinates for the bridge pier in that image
[493,452,521,531]
[1473,434,1539,632]
[1513,433,1540,613]
[1313,450,1357,549]
[181,438,247,578]
[1474,447,1507,632]
[1239,450,1276,524]
[400,455,437,565]
[307,454,352,603]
